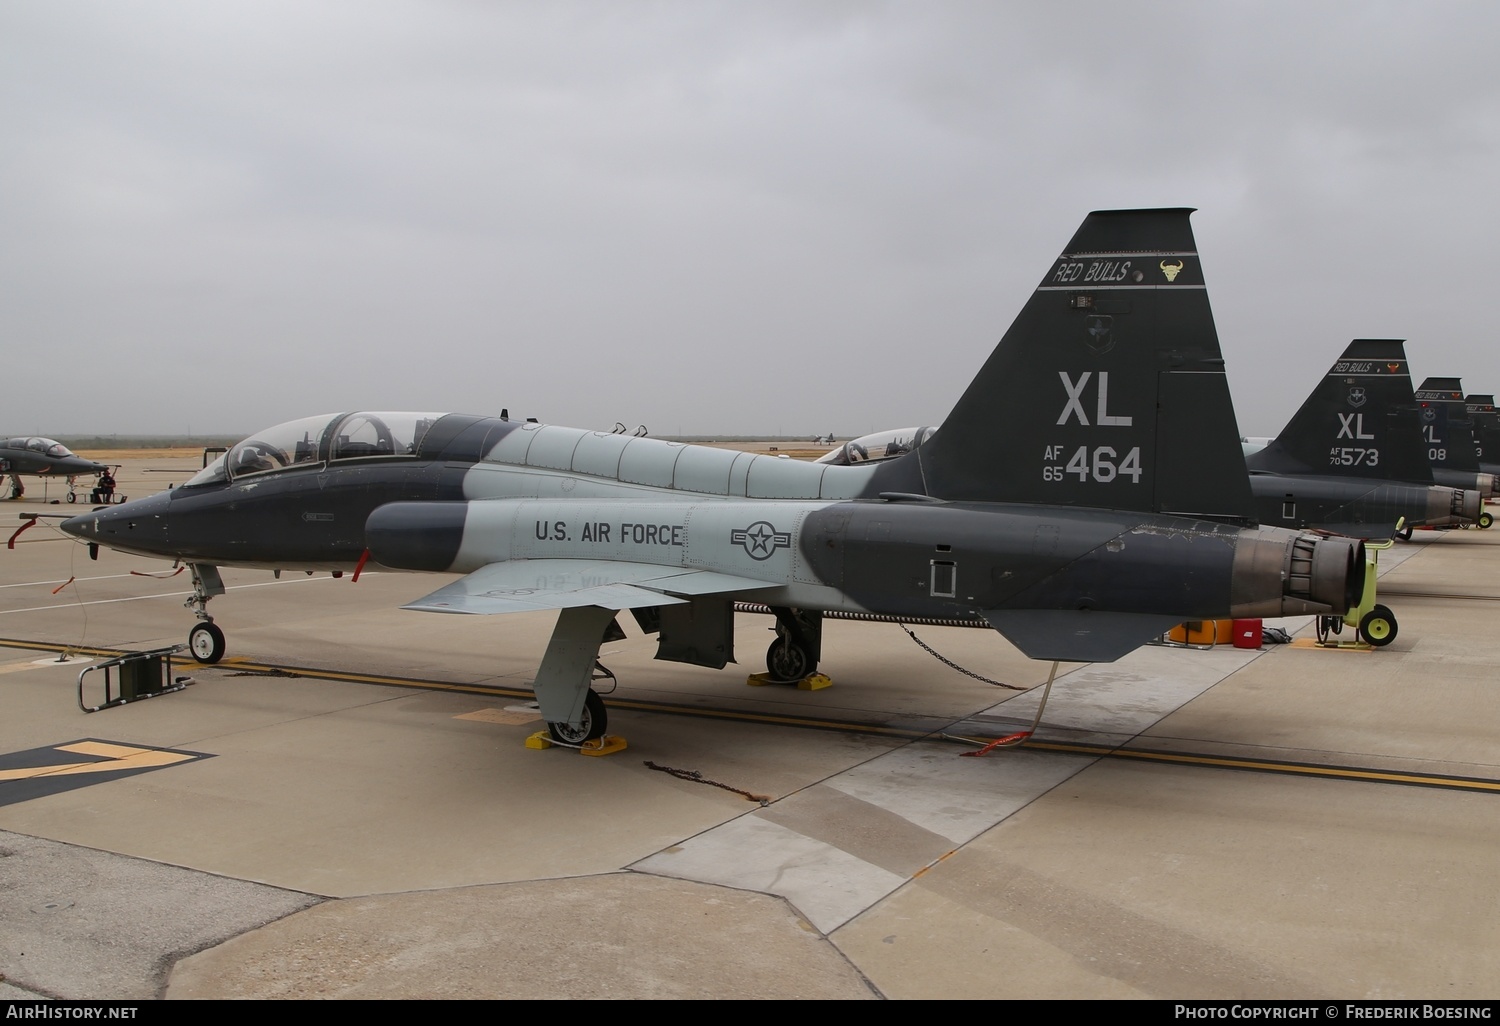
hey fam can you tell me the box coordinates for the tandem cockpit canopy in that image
[186,412,448,487]
[814,426,936,466]
[6,437,75,458]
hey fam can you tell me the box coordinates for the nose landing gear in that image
[185,564,227,664]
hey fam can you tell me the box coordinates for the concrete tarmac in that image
[1,455,1498,999]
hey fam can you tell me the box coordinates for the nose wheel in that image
[189,621,226,664]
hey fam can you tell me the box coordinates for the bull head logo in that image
[1160,259,1184,282]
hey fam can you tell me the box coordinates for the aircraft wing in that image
[401,558,779,615]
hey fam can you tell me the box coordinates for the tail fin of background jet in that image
[1466,394,1500,462]
[909,208,1254,520]
[1246,339,1432,483]
[1415,377,1482,473]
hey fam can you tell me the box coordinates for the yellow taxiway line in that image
[4,638,1497,795]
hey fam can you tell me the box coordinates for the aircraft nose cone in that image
[61,491,171,553]
[59,511,96,540]
[56,456,107,476]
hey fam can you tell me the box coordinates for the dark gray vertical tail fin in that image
[1466,394,1499,462]
[913,208,1253,519]
[1415,377,1481,472]
[1246,339,1432,483]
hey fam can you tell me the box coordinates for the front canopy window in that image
[183,412,448,487]
[185,413,339,487]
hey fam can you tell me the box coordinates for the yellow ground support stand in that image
[746,671,833,691]
[1311,533,1397,649]
[524,732,629,756]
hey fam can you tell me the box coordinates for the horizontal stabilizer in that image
[983,609,1184,662]
[402,558,777,615]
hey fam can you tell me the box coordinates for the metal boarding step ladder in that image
[78,645,194,712]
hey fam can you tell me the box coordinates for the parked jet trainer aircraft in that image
[1244,339,1481,538]
[0,437,111,501]
[1412,377,1497,501]
[1464,394,1500,482]
[59,209,1364,744]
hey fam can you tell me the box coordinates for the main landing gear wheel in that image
[766,637,813,683]
[189,621,226,664]
[546,689,607,745]
[1480,511,1494,530]
[1358,604,1398,647]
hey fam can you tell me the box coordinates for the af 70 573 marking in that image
[1327,447,1380,467]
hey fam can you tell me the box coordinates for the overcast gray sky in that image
[3,1,1498,439]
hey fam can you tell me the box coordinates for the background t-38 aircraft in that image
[1465,394,1500,483]
[1243,339,1484,538]
[1412,376,1497,504]
[0,436,112,501]
[61,209,1363,745]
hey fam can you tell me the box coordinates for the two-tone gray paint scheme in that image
[0,437,110,501]
[1413,377,1497,500]
[1245,340,1481,538]
[60,209,1365,744]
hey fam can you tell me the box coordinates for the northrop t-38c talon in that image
[1412,376,1497,504]
[60,209,1363,744]
[1464,393,1500,485]
[1,437,111,501]
[1244,339,1482,539]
